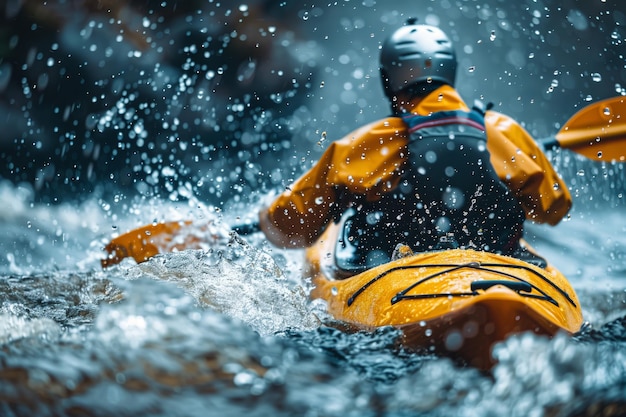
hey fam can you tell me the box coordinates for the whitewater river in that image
[0,175,624,417]
[1,1,625,415]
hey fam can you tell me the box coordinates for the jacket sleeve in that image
[485,111,572,225]
[259,118,408,248]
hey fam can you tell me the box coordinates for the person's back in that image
[335,104,525,273]
[258,19,572,275]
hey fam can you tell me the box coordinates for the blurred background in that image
[1,0,624,206]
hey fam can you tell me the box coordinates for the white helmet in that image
[380,19,457,98]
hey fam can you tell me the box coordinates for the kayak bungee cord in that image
[390,264,558,307]
[347,261,576,308]
[393,262,573,307]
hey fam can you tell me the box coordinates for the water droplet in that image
[468,66,476,73]
[489,30,496,41]
[233,371,255,386]
[436,216,451,233]
[591,72,602,82]
[331,286,338,296]
[603,107,611,116]
[425,328,433,337]
[445,330,464,351]
[442,187,465,209]
[425,150,437,163]
[597,151,603,159]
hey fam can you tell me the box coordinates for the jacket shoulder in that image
[335,117,407,146]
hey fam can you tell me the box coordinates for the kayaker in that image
[258,19,572,273]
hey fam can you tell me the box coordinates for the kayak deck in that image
[306,226,583,369]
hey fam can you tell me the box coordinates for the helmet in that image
[380,20,457,98]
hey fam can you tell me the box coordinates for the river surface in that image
[0,179,625,417]
[2,1,626,416]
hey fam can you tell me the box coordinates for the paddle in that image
[100,219,260,268]
[538,96,626,161]
[101,97,626,268]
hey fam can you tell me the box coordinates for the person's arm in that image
[485,111,572,225]
[259,140,342,248]
[259,118,408,248]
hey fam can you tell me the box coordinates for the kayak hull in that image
[398,293,563,369]
[305,223,583,369]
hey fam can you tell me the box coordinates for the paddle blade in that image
[101,220,197,268]
[556,96,626,161]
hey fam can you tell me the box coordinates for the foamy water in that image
[0,178,625,416]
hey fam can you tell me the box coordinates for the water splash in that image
[0,314,61,345]
[120,235,319,336]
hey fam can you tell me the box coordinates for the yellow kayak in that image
[101,219,584,370]
[305,222,583,370]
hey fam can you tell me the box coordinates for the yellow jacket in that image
[260,85,572,248]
